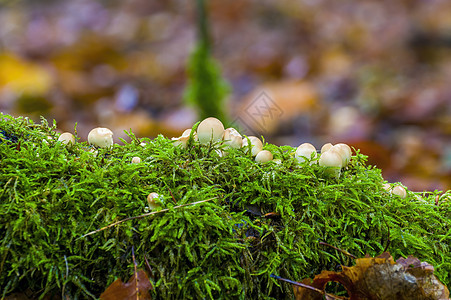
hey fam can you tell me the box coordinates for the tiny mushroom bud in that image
[392,186,407,199]
[223,128,243,149]
[197,117,225,145]
[131,156,141,164]
[58,132,75,147]
[147,192,161,210]
[242,136,263,156]
[319,149,342,177]
[255,150,273,163]
[321,143,333,153]
[295,143,317,164]
[88,127,113,148]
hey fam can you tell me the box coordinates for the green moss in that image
[0,113,450,299]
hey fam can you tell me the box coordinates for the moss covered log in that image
[0,113,450,299]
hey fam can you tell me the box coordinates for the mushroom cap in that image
[382,183,392,192]
[295,143,317,163]
[223,128,243,149]
[131,156,141,164]
[333,143,352,166]
[197,117,225,145]
[319,149,342,178]
[242,136,263,156]
[392,186,407,198]
[58,132,75,146]
[182,128,198,141]
[255,150,273,163]
[147,192,160,210]
[321,143,333,153]
[88,127,113,148]
[172,136,189,148]
[319,149,343,168]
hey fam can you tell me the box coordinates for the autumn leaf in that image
[100,270,152,300]
[281,252,450,300]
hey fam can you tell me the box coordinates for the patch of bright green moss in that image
[0,113,450,299]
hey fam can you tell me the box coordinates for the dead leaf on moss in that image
[100,269,152,300]
[291,252,449,300]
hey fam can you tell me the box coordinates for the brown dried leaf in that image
[100,269,152,300]
[293,253,449,300]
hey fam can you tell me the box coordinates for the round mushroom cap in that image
[147,192,160,210]
[58,132,75,146]
[131,156,141,164]
[172,136,189,148]
[319,149,343,168]
[333,143,352,166]
[88,127,113,148]
[295,143,317,163]
[182,128,198,141]
[197,117,225,145]
[255,150,273,163]
[321,143,333,153]
[242,136,263,156]
[223,128,243,149]
[391,186,407,198]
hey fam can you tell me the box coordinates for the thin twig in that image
[271,274,344,300]
[80,197,217,238]
[319,241,357,259]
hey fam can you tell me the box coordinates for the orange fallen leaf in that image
[100,269,152,300]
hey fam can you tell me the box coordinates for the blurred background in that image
[0,0,450,191]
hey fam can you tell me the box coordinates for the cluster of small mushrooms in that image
[55,116,407,212]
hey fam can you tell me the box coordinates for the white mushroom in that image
[196,117,225,145]
[147,192,161,210]
[242,136,263,156]
[391,186,407,199]
[172,136,189,149]
[333,143,352,166]
[223,128,243,149]
[131,156,141,164]
[182,128,198,141]
[88,127,113,148]
[58,132,75,147]
[319,149,343,177]
[255,150,273,163]
[295,143,317,164]
[382,183,392,192]
[321,143,333,153]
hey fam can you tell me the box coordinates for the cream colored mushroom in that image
[147,192,161,210]
[382,183,392,192]
[58,132,75,147]
[255,150,273,163]
[333,143,352,166]
[196,117,225,145]
[242,136,263,156]
[391,186,407,199]
[321,143,333,153]
[223,128,243,149]
[131,156,141,164]
[319,149,342,177]
[88,127,113,148]
[295,143,317,164]
[172,136,190,149]
[182,128,198,141]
